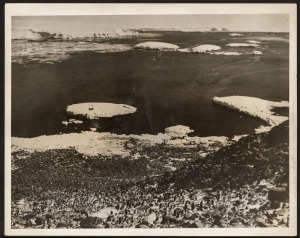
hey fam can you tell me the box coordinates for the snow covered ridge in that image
[66,103,137,119]
[12,27,139,40]
[133,42,179,51]
[226,43,260,47]
[213,96,289,133]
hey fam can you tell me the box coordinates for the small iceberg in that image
[226,43,260,47]
[209,51,241,56]
[66,103,137,119]
[229,33,244,37]
[252,50,263,55]
[246,40,261,44]
[133,41,179,51]
[191,44,221,53]
[213,96,289,133]
[165,125,194,139]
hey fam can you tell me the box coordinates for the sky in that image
[12,14,289,32]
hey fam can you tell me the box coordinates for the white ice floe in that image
[246,40,261,44]
[164,125,194,139]
[213,96,289,133]
[226,43,260,47]
[191,44,221,53]
[133,42,179,51]
[252,50,263,55]
[68,119,83,124]
[177,48,192,53]
[229,33,244,37]
[209,51,241,56]
[66,103,137,119]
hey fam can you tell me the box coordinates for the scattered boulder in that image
[80,216,103,228]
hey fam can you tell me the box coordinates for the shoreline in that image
[12,96,288,157]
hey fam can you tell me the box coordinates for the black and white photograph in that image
[5,3,297,236]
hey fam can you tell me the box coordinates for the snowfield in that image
[133,42,179,51]
[66,103,137,119]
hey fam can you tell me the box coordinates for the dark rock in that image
[80,216,103,228]
[35,216,46,225]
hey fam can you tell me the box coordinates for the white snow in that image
[229,33,244,37]
[164,125,194,139]
[213,96,289,133]
[66,103,137,119]
[246,40,261,44]
[191,44,221,53]
[252,50,263,55]
[133,42,179,51]
[177,48,192,53]
[12,27,138,40]
[226,43,260,47]
[209,51,242,56]
[12,127,231,157]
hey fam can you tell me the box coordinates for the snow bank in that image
[66,103,137,119]
[213,96,289,133]
[191,44,221,53]
[164,125,194,139]
[252,50,263,55]
[133,42,179,51]
[229,33,244,37]
[226,43,260,47]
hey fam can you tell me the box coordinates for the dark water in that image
[12,32,289,138]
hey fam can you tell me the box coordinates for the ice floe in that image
[66,103,137,119]
[226,43,260,47]
[229,33,244,37]
[246,40,261,44]
[252,50,263,55]
[164,125,194,139]
[213,96,289,133]
[133,42,179,51]
[191,44,221,53]
[209,51,241,56]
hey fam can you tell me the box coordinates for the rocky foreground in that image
[11,120,289,229]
